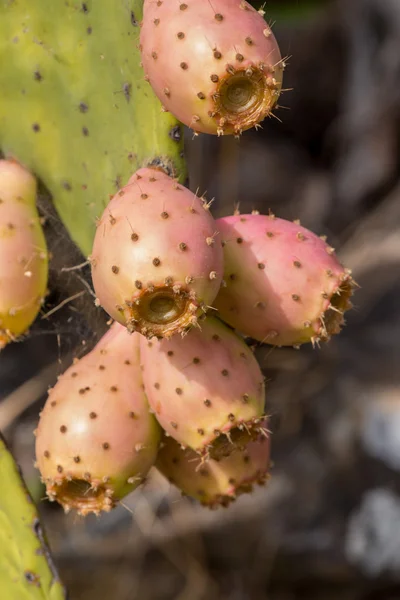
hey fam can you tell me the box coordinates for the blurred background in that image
[2,0,400,597]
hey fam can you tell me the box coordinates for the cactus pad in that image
[0,0,185,256]
[0,433,66,600]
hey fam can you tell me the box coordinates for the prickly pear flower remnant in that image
[91,168,223,339]
[156,425,271,508]
[0,159,48,349]
[140,316,266,460]
[140,0,284,136]
[214,214,355,347]
[35,323,161,516]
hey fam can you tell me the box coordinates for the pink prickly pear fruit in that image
[214,213,355,347]
[0,159,48,349]
[35,322,161,516]
[156,425,270,508]
[140,316,266,460]
[91,167,223,339]
[140,0,283,136]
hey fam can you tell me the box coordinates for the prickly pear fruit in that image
[140,0,283,136]
[214,213,354,347]
[0,160,48,350]
[140,316,266,459]
[156,426,270,508]
[35,322,161,516]
[91,168,223,339]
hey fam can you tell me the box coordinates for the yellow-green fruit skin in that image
[0,160,48,349]
[156,427,271,508]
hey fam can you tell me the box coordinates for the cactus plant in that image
[0,0,186,256]
[0,433,67,600]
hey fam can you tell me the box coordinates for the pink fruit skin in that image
[140,316,265,458]
[140,0,283,135]
[91,168,223,338]
[0,160,48,348]
[214,214,354,346]
[156,426,271,508]
[35,322,161,515]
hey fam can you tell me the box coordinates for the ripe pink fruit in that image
[140,0,283,136]
[214,213,354,346]
[91,168,223,339]
[35,322,161,516]
[140,316,266,459]
[156,426,270,508]
[0,159,48,349]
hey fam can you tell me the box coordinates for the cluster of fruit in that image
[0,1,355,516]
[34,162,353,515]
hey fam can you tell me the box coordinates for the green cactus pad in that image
[0,433,67,600]
[0,0,185,256]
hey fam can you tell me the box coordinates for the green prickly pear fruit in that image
[35,322,161,516]
[0,160,48,350]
